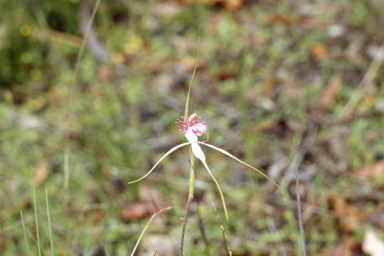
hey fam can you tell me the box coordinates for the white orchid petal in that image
[191,141,229,221]
[185,129,198,142]
[198,142,286,194]
[191,141,206,162]
[128,142,191,184]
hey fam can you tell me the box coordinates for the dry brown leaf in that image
[352,161,384,179]
[175,0,245,11]
[300,17,328,29]
[82,208,105,227]
[265,14,295,26]
[223,0,244,11]
[319,72,342,110]
[311,42,328,61]
[363,228,384,256]
[329,192,361,233]
[30,162,48,187]
[120,202,154,221]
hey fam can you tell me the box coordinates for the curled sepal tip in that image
[198,141,286,194]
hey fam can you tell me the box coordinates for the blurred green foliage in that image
[1,0,384,255]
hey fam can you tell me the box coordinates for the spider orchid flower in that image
[129,113,285,221]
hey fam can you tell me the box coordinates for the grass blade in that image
[198,142,286,194]
[34,188,42,256]
[295,143,306,256]
[20,210,31,256]
[152,245,159,256]
[211,201,232,256]
[130,206,173,256]
[99,239,110,256]
[46,189,55,256]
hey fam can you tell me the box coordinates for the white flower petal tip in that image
[191,142,206,162]
[191,141,229,221]
[198,142,286,195]
[128,142,191,184]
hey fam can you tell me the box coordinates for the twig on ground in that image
[296,142,307,256]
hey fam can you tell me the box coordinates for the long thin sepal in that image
[130,207,173,256]
[198,142,286,194]
[191,142,229,221]
[128,142,191,184]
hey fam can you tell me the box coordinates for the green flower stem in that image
[188,147,195,198]
[179,146,195,256]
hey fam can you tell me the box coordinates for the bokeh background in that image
[1,0,384,255]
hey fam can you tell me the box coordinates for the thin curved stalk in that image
[184,37,200,120]
[128,142,191,184]
[198,142,286,194]
[191,142,228,221]
[130,207,173,256]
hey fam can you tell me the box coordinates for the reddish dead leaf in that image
[352,161,384,179]
[176,0,244,11]
[329,192,361,233]
[319,72,342,110]
[288,181,308,202]
[251,118,283,133]
[120,202,155,221]
[179,57,205,71]
[82,208,105,227]
[223,0,244,11]
[311,42,328,61]
[218,69,237,81]
[30,162,48,188]
[300,17,328,29]
[265,14,295,26]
